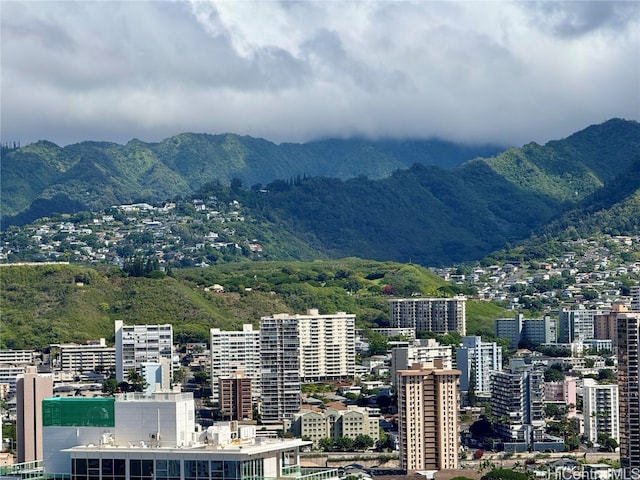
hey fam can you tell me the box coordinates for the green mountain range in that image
[2,118,640,266]
[228,118,640,264]
[2,118,640,348]
[1,134,502,226]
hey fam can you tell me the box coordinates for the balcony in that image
[274,466,340,480]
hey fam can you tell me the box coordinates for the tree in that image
[544,366,565,382]
[126,368,147,392]
[481,468,528,480]
[598,433,619,452]
[545,403,564,420]
[598,369,616,384]
[193,370,209,385]
[353,434,374,451]
[172,368,185,384]
[334,436,355,451]
[319,437,333,452]
[365,330,389,356]
[230,177,243,193]
[102,377,118,395]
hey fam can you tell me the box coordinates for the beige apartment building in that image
[296,309,356,381]
[288,406,379,446]
[16,366,53,463]
[56,339,116,374]
[397,359,460,472]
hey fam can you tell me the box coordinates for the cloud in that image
[1,1,638,147]
[524,1,640,37]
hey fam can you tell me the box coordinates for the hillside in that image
[1,135,502,226]
[236,119,640,265]
[2,119,639,266]
[0,259,477,349]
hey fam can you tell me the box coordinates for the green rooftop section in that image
[42,397,115,427]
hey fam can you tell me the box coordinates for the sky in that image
[1,0,639,148]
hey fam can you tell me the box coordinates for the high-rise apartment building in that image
[490,359,545,450]
[56,339,116,374]
[618,311,640,468]
[390,297,466,335]
[631,285,640,311]
[390,339,452,386]
[210,325,261,402]
[259,310,355,423]
[297,309,355,381]
[0,350,36,365]
[260,314,301,424]
[114,321,174,381]
[220,371,253,421]
[397,360,460,472]
[583,378,619,445]
[594,303,628,348]
[16,366,53,463]
[456,336,502,396]
[559,306,605,343]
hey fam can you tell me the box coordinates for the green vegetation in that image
[466,302,509,337]
[481,469,528,480]
[1,134,501,226]
[0,259,461,349]
[4,119,640,267]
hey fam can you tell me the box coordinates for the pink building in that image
[544,377,577,416]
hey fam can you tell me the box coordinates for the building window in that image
[100,459,126,480]
[73,458,87,480]
[155,460,180,480]
[130,459,154,480]
[185,460,210,480]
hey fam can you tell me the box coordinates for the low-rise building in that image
[288,406,379,447]
[41,391,339,480]
[55,339,116,374]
